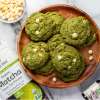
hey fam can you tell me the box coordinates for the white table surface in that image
[0,0,100,100]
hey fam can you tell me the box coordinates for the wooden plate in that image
[17,4,100,88]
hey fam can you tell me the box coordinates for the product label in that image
[0,40,31,100]
[11,82,43,100]
[83,82,100,100]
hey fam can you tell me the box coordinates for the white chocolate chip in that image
[89,56,94,61]
[17,7,23,12]
[60,43,64,46]
[88,50,93,55]
[5,13,10,19]
[52,77,57,82]
[8,18,13,21]
[36,18,40,23]
[68,66,72,69]
[73,58,77,63]
[35,31,40,35]
[17,11,23,17]
[57,55,62,60]
[1,15,6,20]
[23,58,25,62]
[83,20,87,24]
[38,53,43,57]
[33,48,37,52]
[72,33,78,38]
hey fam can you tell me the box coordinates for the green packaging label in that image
[14,82,43,100]
[0,40,31,100]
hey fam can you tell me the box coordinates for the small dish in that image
[17,4,100,88]
[0,0,26,23]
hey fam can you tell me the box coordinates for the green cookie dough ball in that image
[22,42,49,70]
[48,34,64,53]
[51,43,85,82]
[34,60,54,75]
[46,12,64,34]
[60,16,96,47]
[25,12,54,41]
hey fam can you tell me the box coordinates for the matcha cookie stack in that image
[22,12,96,82]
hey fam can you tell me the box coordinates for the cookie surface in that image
[34,60,54,75]
[46,12,64,34]
[25,13,54,41]
[22,42,49,70]
[51,43,85,82]
[48,34,64,53]
[60,16,96,47]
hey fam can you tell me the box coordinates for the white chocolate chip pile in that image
[0,0,24,21]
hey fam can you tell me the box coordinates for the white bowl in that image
[0,0,26,23]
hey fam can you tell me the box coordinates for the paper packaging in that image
[82,81,100,100]
[0,39,44,100]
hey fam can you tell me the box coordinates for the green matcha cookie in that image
[60,16,96,47]
[34,60,54,75]
[22,42,49,70]
[25,12,54,41]
[48,34,64,53]
[51,43,85,82]
[46,12,64,34]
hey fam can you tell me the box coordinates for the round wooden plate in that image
[17,4,100,88]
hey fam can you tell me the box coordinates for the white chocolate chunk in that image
[72,33,78,38]
[36,18,40,23]
[38,53,43,57]
[2,16,6,19]
[73,58,77,63]
[52,77,57,82]
[68,66,72,69]
[83,20,87,24]
[33,48,37,52]
[17,11,23,17]
[60,43,64,46]
[88,50,93,55]
[57,55,62,60]
[35,31,40,35]
[8,17,15,21]
[89,56,94,61]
